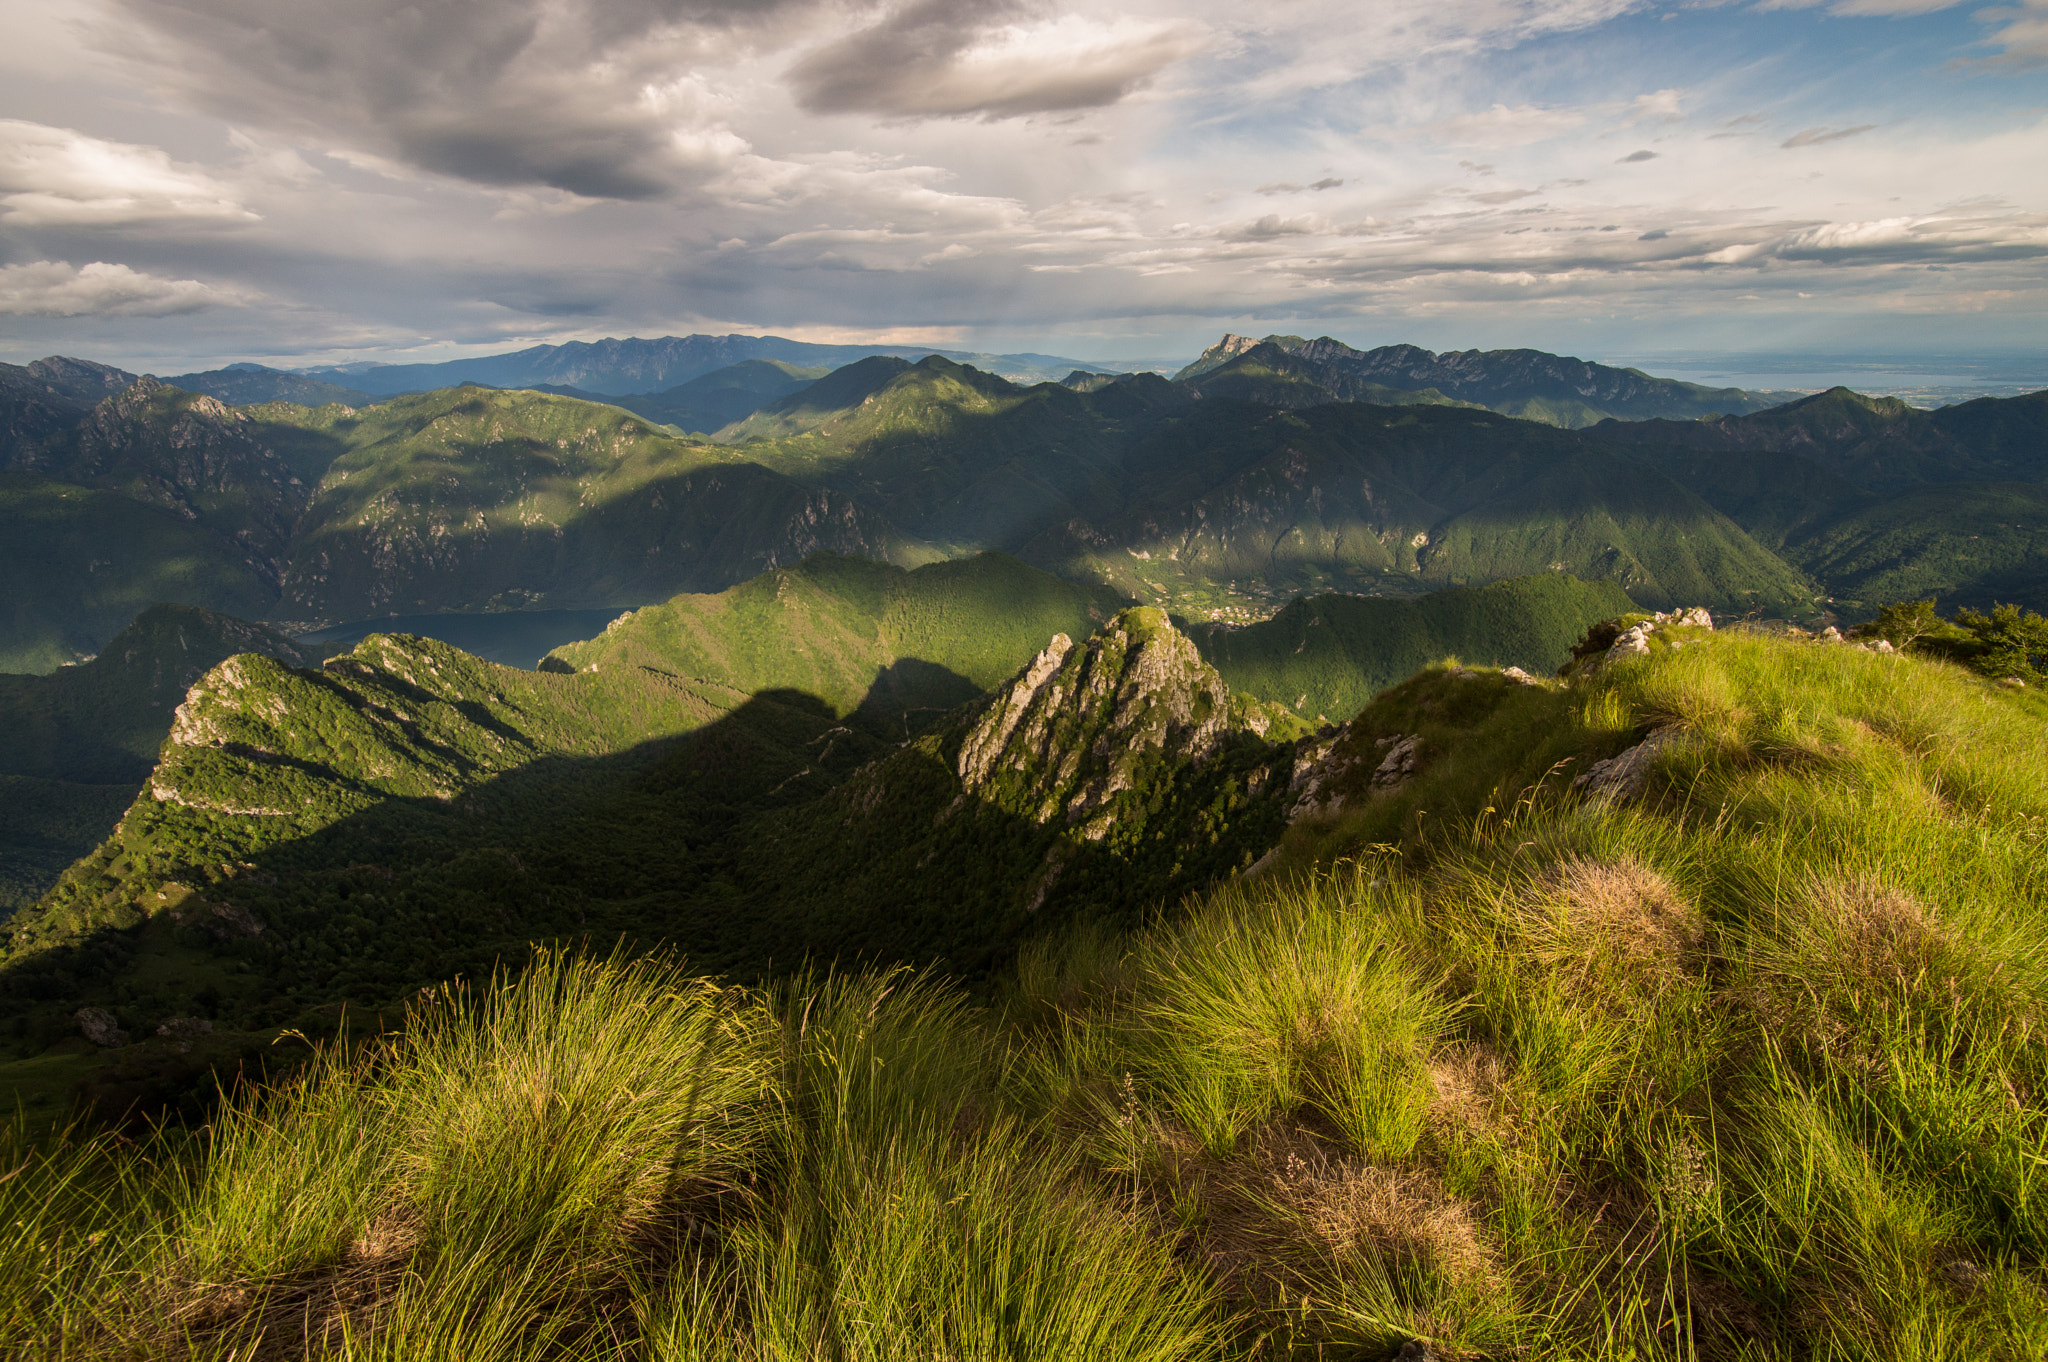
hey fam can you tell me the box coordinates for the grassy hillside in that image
[1186,573,1638,723]
[546,551,1129,728]
[7,622,2045,1357]
[272,386,923,624]
[0,474,277,673]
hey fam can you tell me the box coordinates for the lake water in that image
[299,609,629,670]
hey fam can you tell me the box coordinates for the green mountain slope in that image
[1612,442,1869,549]
[0,475,277,673]
[272,386,924,623]
[160,364,374,408]
[1594,386,2001,493]
[63,378,341,585]
[544,551,1129,729]
[1784,481,2048,613]
[728,357,1192,550]
[707,359,1810,617]
[1179,342,1477,411]
[0,606,324,913]
[588,358,830,434]
[1021,402,1816,616]
[0,357,135,474]
[1185,573,1637,723]
[714,355,915,441]
[0,604,323,785]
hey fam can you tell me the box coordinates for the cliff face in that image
[956,607,1303,842]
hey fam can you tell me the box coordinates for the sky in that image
[0,0,2044,373]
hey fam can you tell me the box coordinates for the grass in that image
[6,626,2048,1357]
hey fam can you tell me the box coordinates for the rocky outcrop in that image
[1574,728,1683,803]
[1565,607,1717,677]
[956,608,1299,842]
[75,1006,128,1048]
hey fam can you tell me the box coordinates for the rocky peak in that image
[956,607,1289,841]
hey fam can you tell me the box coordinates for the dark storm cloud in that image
[92,0,814,198]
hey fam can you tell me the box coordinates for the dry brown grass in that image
[1427,1043,1511,1143]
[1287,1160,1497,1295]
[1197,1124,1500,1301]
[1524,855,1708,999]
[1806,875,1949,993]
[1740,874,1968,1066]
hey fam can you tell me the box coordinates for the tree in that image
[1955,603,2048,684]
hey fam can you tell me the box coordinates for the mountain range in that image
[4,336,2045,676]
[300,333,1164,395]
[1175,334,1798,426]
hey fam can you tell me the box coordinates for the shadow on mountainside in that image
[0,659,1282,1121]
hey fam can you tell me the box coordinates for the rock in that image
[1938,1258,1984,1292]
[1501,666,1542,686]
[1999,676,2027,689]
[1396,1342,1436,1362]
[954,609,1293,841]
[1607,623,1654,659]
[154,1016,214,1039]
[75,1007,128,1048]
[1817,626,1843,643]
[1372,734,1425,789]
[1573,728,1681,803]
[1654,607,1715,629]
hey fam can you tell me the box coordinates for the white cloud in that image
[0,120,256,226]
[0,260,255,316]
[1970,0,2048,66]
[1401,103,1591,148]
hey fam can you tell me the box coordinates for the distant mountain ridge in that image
[1178,333,1793,427]
[303,334,1165,396]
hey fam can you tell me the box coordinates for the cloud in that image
[0,260,254,316]
[1754,0,1966,15]
[1618,149,1659,162]
[1256,177,1345,195]
[786,5,1206,119]
[0,120,257,226]
[1220,213,1330,241]
[1782,124,1878,147]
[1967,0,2048,67]
[90,0,785,200]
[1405,103,1590,148]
